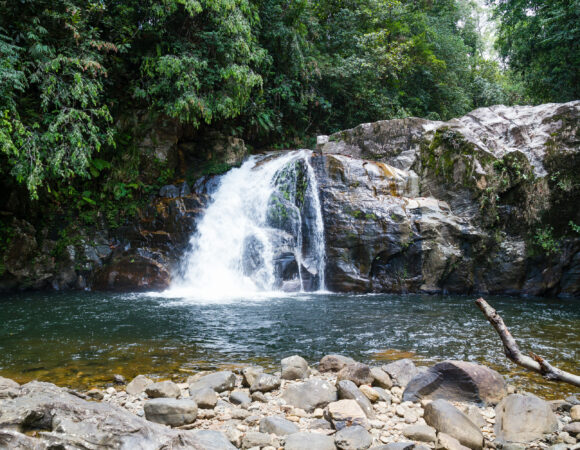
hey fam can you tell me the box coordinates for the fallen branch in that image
[475,297,580,388]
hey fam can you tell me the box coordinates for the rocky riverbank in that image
[1,355,579,449]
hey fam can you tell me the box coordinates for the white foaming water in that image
[164,150,326,301]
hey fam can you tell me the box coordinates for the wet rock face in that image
[316,101,580,296]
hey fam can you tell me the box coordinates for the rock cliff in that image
[315,101,580,296]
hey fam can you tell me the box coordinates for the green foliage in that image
[534,226,560,256]
[492,0,580,103]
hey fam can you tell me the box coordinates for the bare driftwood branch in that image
[475,297,580,388]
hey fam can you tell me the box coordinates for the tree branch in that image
[475,297,580,388]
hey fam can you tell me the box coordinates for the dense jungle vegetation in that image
[0,0,578,227]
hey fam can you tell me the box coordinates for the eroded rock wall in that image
[316,101,580,296]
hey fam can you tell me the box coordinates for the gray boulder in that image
[242,366,264,387]
[259,416,299,436]
[282,355,310,380]
[495,394,559,443]
[159,184,180,198]
[250,373,281,393]
[370,367,393,389]
[145,380,181,399]
[403,361,506,405]
[189,430,237,450]
[285,432,336,450]
[230,390,252,406]
[335,425,373,450]
[189,371,236,393]
[402,424,436,443]
[437,432,471,450]
[0,381,211,448]
[320,354,357,372]
[337,363,374,386]
[282,379,337,412]
[337,380,376,419]
[144,398,198,426]
[382,359,418,388]
[0,376,20,399]
[125,375,153,396]
[325,399,369,430]
[189,387,218,409]
[423,399,483,449]
[242,431,273,449]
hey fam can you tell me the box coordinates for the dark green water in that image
[0,291,578,398]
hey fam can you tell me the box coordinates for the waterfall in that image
[167,150,326,299]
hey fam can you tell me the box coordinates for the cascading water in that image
[166,150,326,299]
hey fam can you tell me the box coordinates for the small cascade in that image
[168,150,326,298]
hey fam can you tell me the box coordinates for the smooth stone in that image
[382,359,418,388]
[251,391,268,403]
[242,431,272,449]
[126,375,153,396]
[403,424,437,442]
[567,395,580,406]
[114,374,126,385]
[564,422,580,435]
[325,399,369,430]
[145,380,181,399]
[371,367,393,389]
[310,419,333,430]
[284,432,336,450]
[459,405,487,428]
[335,425,373,450]
[320,354,357,373]
[495,394,559,443]
[281,355,310,380]
[282,379,337,412]
[242,367,264,387]
[143,398,197,426]
[189,387,218,409]
[250,373,281,393]
[337,363,374,386]
[0,376,20,399]
[424,399,483,449]
[259,416,299,436]
[360,385,380,403]
[190,430,237,450]
[189,371,236,393]
[436,432,471,450]
[232,408,251,420]
[403,361,507,405]
[373,387,392,404]
[230,390,252,406]
[571,405,580,421]
[337,380,376,418]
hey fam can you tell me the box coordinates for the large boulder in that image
[282,379,338,412]
[382,359,419,388]
[0,381,216,448]
[325,399,369,430]
[188,371,236,393]
[423,399,484,449]
[284,431,336,450]
[143,398,198,427]
[189,387,218,409]
[337,380,376,419]
[403,361,507,405]
[337,363,374,386]
[335,425,373,450]
[259,416,299,436]
[494,394,559,443]
[320,354,357,372]
[125,375,153,396]
[249,373,281,393]
[145,380,181,399]
[0,376,20,399]
[281,355,311,380]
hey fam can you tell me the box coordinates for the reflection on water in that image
[0,291,578,399]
